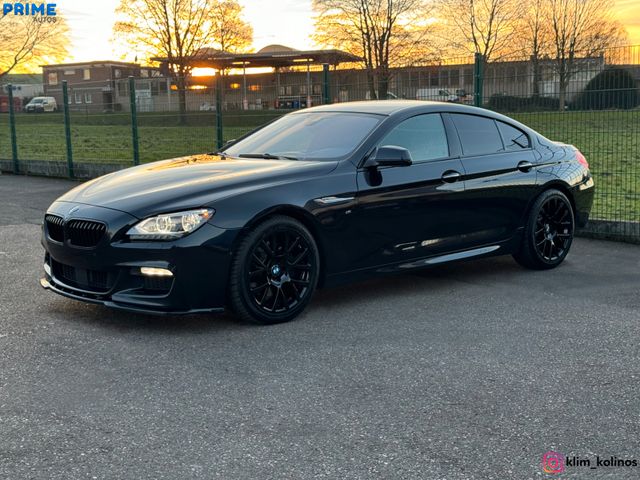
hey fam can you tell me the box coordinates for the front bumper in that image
[40,201,238,315]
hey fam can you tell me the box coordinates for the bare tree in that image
[208,0,253,53]
[522,0,549,96]
[547,0,626,110]
[114,0,252,118]
[436,0,519,62]
[313,0,432,99]
[0,6,69,79]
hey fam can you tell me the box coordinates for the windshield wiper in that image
[238,153,298,160]
[207,151,229,157]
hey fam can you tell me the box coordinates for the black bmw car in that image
[41,101,594,324]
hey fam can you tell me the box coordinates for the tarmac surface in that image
[1,174,639,479]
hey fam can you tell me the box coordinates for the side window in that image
[380,114,449,162]
[451,114,503,156]
[497,121,530,150]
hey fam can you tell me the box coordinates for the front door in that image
[350,113,471,271]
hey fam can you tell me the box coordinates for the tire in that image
[513,189,575,270]
[228,215,320,325]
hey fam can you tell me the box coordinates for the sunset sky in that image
[58,0,640,63]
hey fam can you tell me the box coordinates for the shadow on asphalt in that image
[47,254,526,332]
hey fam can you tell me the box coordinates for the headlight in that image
[126,208,214,240]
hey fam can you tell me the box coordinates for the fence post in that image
[473,53,485,108]
[61,81,74,178]
[129,76,140,166]
[215,73,223,150]
[7,84,19,173]
[322,64,331,105]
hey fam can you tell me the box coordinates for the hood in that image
[57,154,337,218]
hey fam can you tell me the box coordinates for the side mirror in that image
[366,145,412,168]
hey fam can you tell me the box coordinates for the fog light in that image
[140,267,173,277]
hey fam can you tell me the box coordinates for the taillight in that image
[575,150,589,169]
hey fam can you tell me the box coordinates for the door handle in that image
[517,161,534,172]
[441,170,462,183]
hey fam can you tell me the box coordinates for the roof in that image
[151,45,360,69]
[1,73,42,85]
[300,100,533,127]
[41,61,142,69]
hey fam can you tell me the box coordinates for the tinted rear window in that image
[497,121,530,150]
[451,114,503,156]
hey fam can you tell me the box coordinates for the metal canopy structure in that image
[152,45,361,110]
[151,45,361,70]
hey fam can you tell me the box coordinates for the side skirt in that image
[323,235,521,288]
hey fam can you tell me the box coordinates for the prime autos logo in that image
[2,2,57,22]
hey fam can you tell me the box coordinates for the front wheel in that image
[513,189,575,270]
[228,216,320,324]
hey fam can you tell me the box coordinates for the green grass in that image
[512,110,640,222]
[0,109,638,222]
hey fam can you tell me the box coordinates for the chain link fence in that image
[1,45,639,242]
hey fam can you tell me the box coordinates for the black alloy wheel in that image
[229,216,320,324]
[513,189,575,270]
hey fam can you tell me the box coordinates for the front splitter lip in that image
[40,276,225,316]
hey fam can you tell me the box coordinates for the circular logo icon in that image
[542,451,565,474]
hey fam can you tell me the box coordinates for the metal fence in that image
[1,45,639,242]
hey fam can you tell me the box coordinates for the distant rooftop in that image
[152,45,361,69]
[41,60,143,69]
[1,73,42,85]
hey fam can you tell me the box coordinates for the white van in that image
[24,96,57,113]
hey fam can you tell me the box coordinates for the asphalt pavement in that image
[1,174,639,479]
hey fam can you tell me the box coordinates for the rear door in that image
[448,113,538,244]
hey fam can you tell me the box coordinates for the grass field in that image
[1,109,638,222]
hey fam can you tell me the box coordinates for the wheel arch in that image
[231,205,329,287]
[518,180,577,233]
[538,180,577,216]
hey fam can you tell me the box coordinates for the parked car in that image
[24,96,57,113]
[365,91,398,100]
[41,101,594,324]
[417,88,471,103]
[199,102,215,111]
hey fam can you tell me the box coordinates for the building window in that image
[64,69,75,75]
[114,68,121,78]
[141,69,149,78]
[75,92,82,104]
[118,81,129,97]
[84,93,92,103]
[313,84,322,95]
[83,69,91,80]
[248,84,261,92]
[48,72,58,85]
[450,69,460,87]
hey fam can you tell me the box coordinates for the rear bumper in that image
[573,175,595,228]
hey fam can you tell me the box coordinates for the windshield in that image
[224,112,382,161]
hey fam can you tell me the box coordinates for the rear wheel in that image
[228,216,320,324]
[513,189,574,270]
